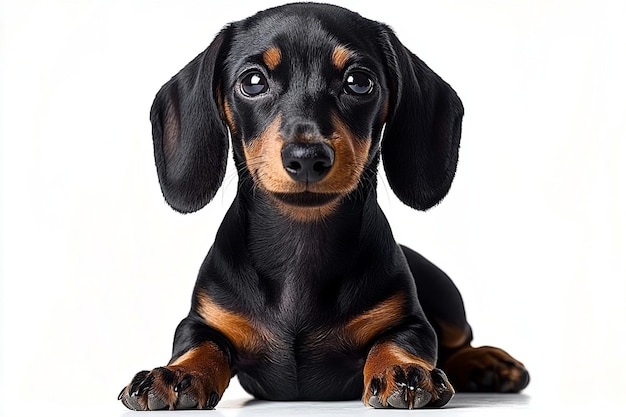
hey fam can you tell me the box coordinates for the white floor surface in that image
[6,378,623,417]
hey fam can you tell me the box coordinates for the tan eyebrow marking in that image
[332,45,354,71]
[263,47,282,70]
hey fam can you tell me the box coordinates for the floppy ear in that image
[380,27,464,210]
[150,29,230,213]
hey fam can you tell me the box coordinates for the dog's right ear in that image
[150,28,231,213]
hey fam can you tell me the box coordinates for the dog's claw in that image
[208,392,220,409]
[427,368,454,408]
[174,374,192,392]
[127,370,149,397]
[136,373,154,395]
[117,387,125,401]
[370,379,379,396]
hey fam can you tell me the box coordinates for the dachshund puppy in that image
[119,3,529,410]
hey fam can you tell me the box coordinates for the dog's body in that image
[120,3,529,410]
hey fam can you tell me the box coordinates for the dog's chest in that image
[235,307,366,400]
[223,274,363,397]
[228,229,381,399]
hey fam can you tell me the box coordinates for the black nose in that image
[281,142,334,183]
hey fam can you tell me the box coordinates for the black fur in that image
[381,31,463,210]
[153,3,462,213]
[151,31,230,213]
[120,3,528,411]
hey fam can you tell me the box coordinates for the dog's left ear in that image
[380,27,464,210]
[150,28,231,214]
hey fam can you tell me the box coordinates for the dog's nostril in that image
[313,160,331,174]
[286,161,302,174]
[281,142,334,183]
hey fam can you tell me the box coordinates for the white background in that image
[1,0,625,415]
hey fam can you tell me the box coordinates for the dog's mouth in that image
[271,191,341,207]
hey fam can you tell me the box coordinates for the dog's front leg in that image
[363,339,454,409]
[119,318,231,410]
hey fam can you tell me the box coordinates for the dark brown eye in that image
[240,71,268,96]
[344,71,373,95]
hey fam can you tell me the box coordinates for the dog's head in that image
[150,3,463,220]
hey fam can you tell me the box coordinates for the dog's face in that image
[150,3,463,219]
[220,6,390,219]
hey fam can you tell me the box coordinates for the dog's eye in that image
[240,71,269,97]
[344,71,373,95]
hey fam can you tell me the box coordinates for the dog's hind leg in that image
[400,245,530,393]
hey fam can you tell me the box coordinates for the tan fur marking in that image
[243,115,338,222]
[169,341,231,400]
[222,99,236,133]
[363,341,439,406]
[437,320,471,349]
[263,47,282,70]
[196,291,265,353]
[322,113,371,194]
[271,197,341,223]
[440,346,528,392]
[242,113,370,222]
[366,341,435,374]
[332,46,354,71]
[344,294,406,348]
[243,116,288,191]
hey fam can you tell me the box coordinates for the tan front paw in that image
[118,365,223,410]
[364,363,454,409]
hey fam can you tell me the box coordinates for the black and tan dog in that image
[119,3,529,410]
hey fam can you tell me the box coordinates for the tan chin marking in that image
[269,194,341,223]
